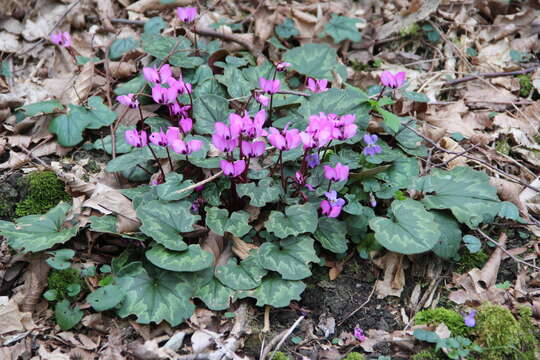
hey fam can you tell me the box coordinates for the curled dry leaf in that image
[126,0,191,12]
[439,137,467,169]
[109,61,137,79]
[201,231,231,267]
[422,101,485,137]
[232,236,258,260]
[18,254,50,313]
[69,61,95,105]
[490,177,527,215]
[372,252,406,299]
[0,296,36,335]
[83,183,140,230]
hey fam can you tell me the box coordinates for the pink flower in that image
[276,62,291,72]
[179,117,193,133]
[255,92,270,107]
[214,121,241,140]
[306,78,329,93]
[168,76,192,95]
[170,139,202,155]
[335,114,357,140]
[323,162,349,182]
[294,171,305,184]
[125,129,148,148]
[171,103,191,117]
[212,134,238,152]
[176,7,198,23]
[50,31,71,47]
[259,77,280,94]
[166,127,180,144]
[268,128,301,151]
[379,71,406,89]
[144,65,172,85]
[149,129,168,146]
[353,327,366,342]
[241,140,265,157]
[299,132,316,150]
[117,94,139,108]
[320,191,345,218]
[232,110,266,138]
[152,85,177,104]
[220,159,245,177]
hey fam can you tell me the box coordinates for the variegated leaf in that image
[266,203,318,239]
[145,244,214,272]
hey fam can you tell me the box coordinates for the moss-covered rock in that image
[342,352,365,360]
[415,308,469,337]
[271,351,289,360]
[47,269,85,300]
[15,171,70,217]
[517,74,533,97]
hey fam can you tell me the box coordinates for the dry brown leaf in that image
[439,137,467,169]
[127,0,191,12]
[109,61,137,79]
[254,7,278,45]
[372,252,406,298]
[232,236,258,260]
[69,61,94,105]
[17,254,49,312]
[0,296,36,335]
[201,231,231,267]
[0,150,28,170]
[519,177,540,222]
[423,101,484,137]
[38,345,71,360]
[480,233,507,288]
[94,0,115,31]
[376,0,440,40]
[83,183,140,228]
[490,177,527,215]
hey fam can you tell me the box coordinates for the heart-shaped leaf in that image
[430,211,462,260]
[86,284,124,311]
[193,276,235,311]
[314,217,348,253]
[46,249,75,270]
[322,14,361,43]
[0,202,78,253]
[283,43,340,80]
[55,300,83,331]
[369,199,441,254]
[266,203,318,239]
[109,37,139,59]
[193,95,229,134]
[215,256,267,290]
[206,207,251,237]
[156,173,195,201]
[145,244,214,272]
[137,200,200,251]
[20,100,64,116]
[257,236,319,280]
[238,275,305,307]
[236,178,282,207]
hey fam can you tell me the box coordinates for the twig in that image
[433,144,481,168]
[173,171,224,195]
[399,122,540,194]
[276,90,310,97]
[262,316,305,360]
[193,27,263,57]
[477,229,540,271]
[87,15,145,26]
[103,50,116,159]
[443,65,540,87]
[338,285,376,327]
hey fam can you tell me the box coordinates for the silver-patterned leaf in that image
[265,203,318,239]
[145,244,214,272]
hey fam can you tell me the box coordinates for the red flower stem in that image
[147,145,166,179]
[165,147,174,170]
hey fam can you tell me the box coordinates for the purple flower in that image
[294,171,305,184]
[323,163,349,182]
[144,64,172,85]
[464,310,476,328]
[168,76,192,95]
[353,327,366,342]
[151,85,177,105]
[170,139,202,155]
[241,140,265,158]
[306,78,329,93]
[379,70,406,89]
[117,94,139,108]
[176,7,198,23]
[149,129,168,146]
[362,133,382,157]
[171,103,191,117]
[306,153,320,168]
[166,127,180,144]
[276,62,291,72]
[230,110,267,138]
[320,191,345,218]
[255,92,270,107]
[335,114,357,140]
[50,31,71,47]
[220,159,245,177]
[125,129,148,148]
[268,128,301,151]
[259,77,280,94]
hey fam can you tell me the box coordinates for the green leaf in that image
[114,75,145,96]
[194,276,235,311]
[43,289,58,301]
[1,60,12,78]
[106,148,151,172]
[49,112,88,147]
[257,236,319,280]
[109,37,139,59]
[329,149,361,169]
[314,217,348,254]
[266,203,318,239]
[369,199,441,254]
[236,178,282,207]
[55,300,83,331]
[46,249,75,270]
[498,201,519,220]
[206,208,252,237]
[377,107,401,133]
[463,235,481,253]
[238,274,305,307]
[275,18,299,39]
[86,284,124,311]
[116,262,195,325]
[215,256,267,290]
[66,284,81,297]
[93,125,133,155]
[283,43,340,80]
[85,96,117,129]
[155,173,194,201]
[430,211,462,260]
[322,14,361,43]
[137,200,200,251]
[144,17,166,35]
[0,202,78,253]
[414,329,440,343]
[20,100,64,116]
[193,95,230,134]
[401,91,429,103]
[376,155,419,189]
[415,167,501,228]
[146,244,214,272]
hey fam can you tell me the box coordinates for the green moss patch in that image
[47,269,85,300]
[15,171,70,217]
[415,308,469,337]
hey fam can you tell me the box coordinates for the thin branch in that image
[443,65,540,87]
[477,229,540,271]
[261,316,305,360]
[338,285,376,326]
[193,28,263,57]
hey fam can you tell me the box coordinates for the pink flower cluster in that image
[379,70,406,89]
[143,64,192,106]
[50,31,71,48]
[124,126,202,156]
[301,112,358,149]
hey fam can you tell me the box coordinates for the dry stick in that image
[262,315,305,360]
[432,143,481,168]
[103,52,116,158]
[443,65,540,87]
[399,122,540,194]
[338,285,376,327]
[193,28,263,58]
[477,229,540,271]
[175,170,224,195]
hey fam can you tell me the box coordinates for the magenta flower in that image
[295,171,304,184]
[299,131,316,150]
[166,127,180,144]
[334,114,357,140]
[214,121,241,141]
[152,85,177,105]
[235,110,267,138]
[117,94,139,108]
[362,133,382,157]
[170,139,202,155]
[125,129,148,148]
[179,117,193,134]
[323,162,349,182]
[259,77,280,94]
[320,191,345,218]
[306,113,335,147]
[220,159,245,177]
[149,129,168,146]
[379,70,406,89]
[306,78,329,93]
[255,92,270,107]
[176,7,198,23]
[50,31,71,47]
[276,62,291,72]
[463,310,476,328]
[353,327,366,342]
[268,128,301,151]
[171,103,191,117]
[143,64,172,85]
[241,141,265,157]
[306,153,320,168]
[212,134,238,153]
[168,76,192,95]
